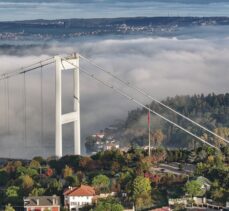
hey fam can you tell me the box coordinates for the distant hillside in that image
[1,17,229,42]
[125,93,229,147]
[85,93,229,152]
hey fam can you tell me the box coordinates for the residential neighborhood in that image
[0,145,229,211]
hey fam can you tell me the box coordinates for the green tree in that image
[95,198,124,211]
[16,167,38,177]
[185,180,205,197]
[29,160,41,169]
[30,188,45,196]
[92,174,110,193]
[5,186,21,205]
[5,204,15,211]
[0,169,9,186]
[133,176,152,209]
[65,175,80,187]
[46,179,63,195]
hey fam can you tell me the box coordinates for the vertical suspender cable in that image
[23,72,27,146]
[4,79,7,135]
[40,64,44,144]
[7,78,10,136]
[0,80,1,132]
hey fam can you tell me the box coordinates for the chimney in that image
[36,199,39,206]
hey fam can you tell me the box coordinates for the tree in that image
[5,204,15,211]
[185,180,205,197]
[13,161,22,168]
[33,156,46,165]
[79,157,92,170]
[46,178,63,195]
[111,161,121,174]
[210,187,225,202]
[0,169,9,186]
[152,129,164,146]
[29,160,41,169]
[63,165,73,178]
[213,128,229,147]
[22,175,34,188]
[30,188,45,196]
[45,168,54,177]
[16,167,38,177]
[5,186,21,205]
[133,176,152,209]
[65,175,80,187]
[95,198,124,211]
[92,174,110,193]
[188,151,197,163]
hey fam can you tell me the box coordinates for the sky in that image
[0,0,229,21]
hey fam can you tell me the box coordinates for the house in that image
[24,195,60,211]
[64,185,96,210]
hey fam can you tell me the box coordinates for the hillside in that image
[85,93,229,152]
[1,17,229,42]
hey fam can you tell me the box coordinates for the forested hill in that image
[85,93,229,152]
[124,93,229,148]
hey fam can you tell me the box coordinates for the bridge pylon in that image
[55,54,80,158]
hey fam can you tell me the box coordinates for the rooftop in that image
[24,196,60,207]
[64,185,96,196]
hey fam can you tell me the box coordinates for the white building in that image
[24,196,60,211]
[92,132,105,139]
[64,185,96,210]
[104,143,119,151]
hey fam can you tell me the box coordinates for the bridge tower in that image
[55,54,80,158]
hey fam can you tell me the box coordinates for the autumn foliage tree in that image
[63,165,73,178]
[133,176,152,209]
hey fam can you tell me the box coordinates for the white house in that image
[24,196,60,211]
[64,185,96,210]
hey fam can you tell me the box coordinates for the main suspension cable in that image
[62,58,219,150]
[80,54,229,145]
[0,58,54,81]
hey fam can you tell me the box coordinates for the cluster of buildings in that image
[90,131,120,154]
[24,185,96,211]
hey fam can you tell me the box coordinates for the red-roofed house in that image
[64,185,96,210]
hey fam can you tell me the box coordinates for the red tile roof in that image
[64,185,96,196]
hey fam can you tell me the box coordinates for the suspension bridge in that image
[0,53,228,158]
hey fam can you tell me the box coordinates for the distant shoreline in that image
[1,16,229,23]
